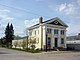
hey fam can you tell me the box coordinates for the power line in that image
[0,3,43,17]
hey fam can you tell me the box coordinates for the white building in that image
[28,17,68,50]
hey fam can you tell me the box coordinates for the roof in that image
[66,40,80,44]
[28,17,68,29]
[67,35,80,41]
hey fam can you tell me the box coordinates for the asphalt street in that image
[0,47,80,60]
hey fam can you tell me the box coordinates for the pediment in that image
[45,17,68,27]
[48,20,63,26]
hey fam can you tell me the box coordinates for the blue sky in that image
[0,0,80,37]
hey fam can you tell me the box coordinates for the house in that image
[27,17,68,50]
[12,36,27,49]
[66,33,80,50]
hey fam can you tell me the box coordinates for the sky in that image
[0,0,80,37]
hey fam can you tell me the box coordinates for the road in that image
[0,47,80,60]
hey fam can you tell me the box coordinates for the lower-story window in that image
[61,38,64,44]
[48,37,51,44]
[48,37,51,49]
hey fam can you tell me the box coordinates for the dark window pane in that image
[48,38,51,43]
[54,29,58,34]
[61,38,64,44]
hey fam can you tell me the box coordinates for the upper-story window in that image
[61,30,64,35]
[47,29,51,34]
[35,30,36,35]
[29,31,32,36]
[38,30,39,34]
[54,29,58,34]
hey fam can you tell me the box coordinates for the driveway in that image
[0,47,80,60]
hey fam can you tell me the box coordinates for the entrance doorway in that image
[55,38,58,47]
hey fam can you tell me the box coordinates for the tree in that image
[24,28,29,50]
[29,37,36,50]
[9,23,14,44]
[5,23,14,48]
[0,37,6,46]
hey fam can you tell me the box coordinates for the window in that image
[35,30,36,35]
[38,30,39,34]
[47,29,51,34]
[48,37,51,47]
[48,38,51,43]
[61,30,64,35]
[54,29,58,34]
[61,38,64,44]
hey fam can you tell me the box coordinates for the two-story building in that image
[28,17,68,50]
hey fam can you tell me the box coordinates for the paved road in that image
[0,47,80,60]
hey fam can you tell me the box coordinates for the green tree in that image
[0,37,6,47]
[5,23,14,48]
[9,23,14,45]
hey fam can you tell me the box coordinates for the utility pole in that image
[46,31,47,52]
[26,36,28,51]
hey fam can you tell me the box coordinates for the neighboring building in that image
[27,17,68,50]
[12,36,27,49]
[66,33,80,50]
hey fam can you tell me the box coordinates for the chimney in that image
[39,16,43,50]
[39,16,43,24]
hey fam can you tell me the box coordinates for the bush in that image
[10,47,41,53]
[26,49,41,53]
[30,45,36,50]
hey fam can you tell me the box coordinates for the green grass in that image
[10,48,41,53]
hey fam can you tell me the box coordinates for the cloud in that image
[24,18,39,28]
[0,23,6,37]
[67,23,80,36]
[53,0,80,36]
[0,14,14,20]
[0,9,14,20]
[0,9,14,38]
[56,3,76,15]
[0,9,10,13]
[56,0,80,16]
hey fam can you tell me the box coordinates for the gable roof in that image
[29,17,68,29]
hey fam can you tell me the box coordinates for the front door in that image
[55,38,58,47]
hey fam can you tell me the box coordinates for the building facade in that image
[28,17,68,50]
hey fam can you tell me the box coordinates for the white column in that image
[52,28,54,48]
[43,26,46,49]
[58,29,61,47]
[64,30,67,48]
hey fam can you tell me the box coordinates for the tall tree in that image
[5,23,10,47]
[9,23,14,43]
[5,23,14,47]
